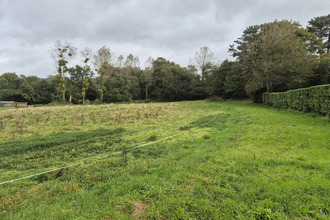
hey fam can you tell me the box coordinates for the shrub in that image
[84,99,91,105]
[262,84,330,115]
[92,99,101,105]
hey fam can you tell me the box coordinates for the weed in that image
[147,134,158,142]
[0,118,5,131]
[179,125,191,130]
[202,134,211,139]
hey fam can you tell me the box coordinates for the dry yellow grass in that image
[0,101,217,143]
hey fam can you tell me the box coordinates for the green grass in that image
[0,100,329,219]
[0,107,15,111]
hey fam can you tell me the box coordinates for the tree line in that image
[1,14,329,104]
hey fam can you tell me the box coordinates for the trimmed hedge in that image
[262,84,330,115]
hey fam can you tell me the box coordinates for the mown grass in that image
[0,100,329,219]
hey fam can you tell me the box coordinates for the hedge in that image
[262,84,330,115]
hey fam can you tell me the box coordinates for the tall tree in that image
[133,56,140,68]
[122,54,141,76]
[192,46,217,81]
[187,65,198,75]
[151,57,197,101]
[307,14,330,53]
[228,25,260,59]
[81,48,93,105]
[223,62,247,98]
[258,21,313,92]
[93,46,112,103]
[206,60,246,99]
[0,73,25,101]
[309,53,330,85]
[103,74,141,102]
[50,40,77,102]
[0,73,56,104]
[140,57,153,100]
[230,20,315,102]
[34,78,56,104]
[116,55,124,68]
[124,54,134,68]
[67,65,85,103]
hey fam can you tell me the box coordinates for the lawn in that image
[0,100,329,219]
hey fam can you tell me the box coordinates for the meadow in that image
[0,100,329,219]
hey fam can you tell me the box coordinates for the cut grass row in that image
[0,100,329,219]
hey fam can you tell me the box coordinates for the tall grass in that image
[0,100,329,219]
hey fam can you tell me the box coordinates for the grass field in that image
[0,100,329,219]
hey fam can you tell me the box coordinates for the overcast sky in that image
[0,0,329,78]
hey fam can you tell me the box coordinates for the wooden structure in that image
[0,101,28,107]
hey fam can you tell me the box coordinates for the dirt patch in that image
[229,131,243,141]
[229,135,239,141]
[27,184,45,194]
[207,96,225,102]
[188,178,196,185]
[131,200,148,219]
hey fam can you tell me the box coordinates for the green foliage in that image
[55,74,66,102]
[230,20,317,102]
[262,84,330,115]
[0,73,26,102]
[104,74,141,102]
[309,53,330,86]
[206,60,247,99]
[228,25,261,59]
[82,76,90,104]
[50,41,77,102]
[150,57,203,101]
[84,99,91,105]
[67,65,93,104]
[307,14,330,53]
[92,98,101,105]
[94,46,112,103]
[0,73,56,104]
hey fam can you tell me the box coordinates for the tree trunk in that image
[327,31,330,54]
[145,84,149,100]
[100,91,104,104]
[62,90,66,102]
[266,80,272,93]
[61,74,66,102]
[266,84,270,93]
[201,68,205,82]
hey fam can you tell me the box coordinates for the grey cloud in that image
[213,0,260,21]
[0,0,329,77]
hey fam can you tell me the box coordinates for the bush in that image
[262,84,330,115]
[84,99,91,105]
[46,101,72,106]
[92,99,101,105]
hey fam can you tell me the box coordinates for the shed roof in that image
[0,101,15,104]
